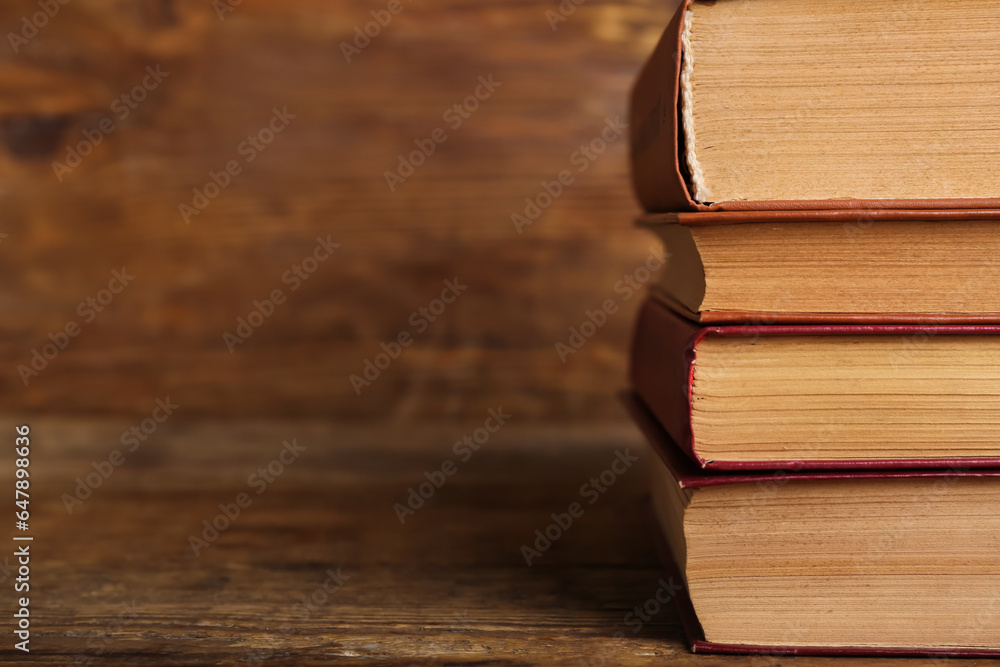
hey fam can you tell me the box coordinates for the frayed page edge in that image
[680,9,711,203]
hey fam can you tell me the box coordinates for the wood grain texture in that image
[1,418,982,665]
[0,0,677,420]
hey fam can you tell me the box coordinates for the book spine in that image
[629,296,704,465]
[629,0,696,212]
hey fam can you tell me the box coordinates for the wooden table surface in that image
[2,418,990,666]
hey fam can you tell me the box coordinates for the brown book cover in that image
[629,0,1000,213]
[640,211,1000,325]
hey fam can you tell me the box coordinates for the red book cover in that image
[630,295,1000,470]
[624,390,1000,657]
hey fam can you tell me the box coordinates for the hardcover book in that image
[641,211,1000,324]
[630,0,1000,212]
[631,296,1000,469]
[625,391,1000,656]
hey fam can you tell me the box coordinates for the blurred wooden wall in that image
[0,0,675,420]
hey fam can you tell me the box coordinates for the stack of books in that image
[625,0,1000,656]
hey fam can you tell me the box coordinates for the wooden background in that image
[0,0,676,420]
